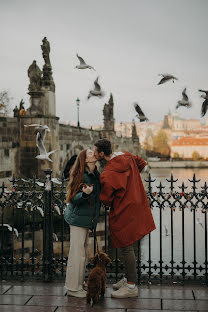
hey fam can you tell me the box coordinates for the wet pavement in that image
[0,281,207,311]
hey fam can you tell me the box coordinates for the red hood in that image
[104,153,132,173]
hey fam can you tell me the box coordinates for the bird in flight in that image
[24,124,56,161]
[157,74,178,85]
[176,88,192,109]
[75,54,95,70]
[198,89,208,117]
[36,128,56,162]
[87,77,105,99]
[0,224,18,238]
[24,124,50,132]
[133,103,149,122]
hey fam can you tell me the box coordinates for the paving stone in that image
[0,306,55,312]
[6,285,66,296]
[26,295,86,307]
[163,299,208,310]
[0,285,12,294]
[105,285,194,299]
[193,289,208,300]
[26,295,161,310]
[128,310,198,312]
[0,294,31,305]
[56,308,125,312]
[85,297,161,310]
[138,288,194,299]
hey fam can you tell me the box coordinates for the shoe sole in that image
[112,283,126,290]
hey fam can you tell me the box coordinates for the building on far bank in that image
[171,137,208,159]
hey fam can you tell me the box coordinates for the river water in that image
[139,167,208,277]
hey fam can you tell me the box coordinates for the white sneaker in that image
[112,278,127,290]
[111,285,138,298]
[67,289,87,298]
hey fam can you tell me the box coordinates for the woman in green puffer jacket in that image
[64,149,101,298]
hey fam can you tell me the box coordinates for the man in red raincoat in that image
[94,138,156,298]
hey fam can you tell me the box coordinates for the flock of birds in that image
[23,54,208,161]
[135,75,208,122]
[75,54,208,122]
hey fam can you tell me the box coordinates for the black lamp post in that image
[76,97,80,127]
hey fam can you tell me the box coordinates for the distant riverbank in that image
[148,160,208,168]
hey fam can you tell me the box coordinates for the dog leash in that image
[79,183,100,255]
[88,196,100,255]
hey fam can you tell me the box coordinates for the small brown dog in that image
[86,251,111,305]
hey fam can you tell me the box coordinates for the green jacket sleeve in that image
[71,191,89,205]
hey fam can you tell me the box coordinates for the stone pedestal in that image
[40,88,56,116]
[27,91,44,116]
[27,89,56,117]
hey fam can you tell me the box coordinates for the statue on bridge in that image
[103,93,113,119]
[27,60,42,92]
[41,37,51,65]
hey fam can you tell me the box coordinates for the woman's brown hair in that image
[66,149,87,203]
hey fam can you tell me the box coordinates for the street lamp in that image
[76,97,80,127]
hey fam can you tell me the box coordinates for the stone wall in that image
[0,115,142,184]
[0,116,19,184]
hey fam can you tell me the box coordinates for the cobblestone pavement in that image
[0,281,207,311]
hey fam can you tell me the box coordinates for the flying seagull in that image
[198,89,208,117]
[36,128,56,162]
[75,54,95,70]
[53,233,58,241]
[24,124,50,132]
[0,224,18,238]
[36,206,44,217]
[87,77,105,100]
[51,178,62,185]
[157,74,178,85]
[53,204,61,215]
[134,103,149,122]
[176,88,192,109]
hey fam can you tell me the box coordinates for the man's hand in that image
[143,164,150,174]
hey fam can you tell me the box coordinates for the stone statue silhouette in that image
[41,37,51,65]
[19,99,25,110]
[27,60,42,92]
[103,93,113,119]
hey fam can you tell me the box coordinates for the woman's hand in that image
[82,184,93,195]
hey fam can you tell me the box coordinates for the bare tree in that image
[0,90,13,115]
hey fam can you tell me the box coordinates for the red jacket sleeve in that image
[134,155,147,172]
[99,173,115,207]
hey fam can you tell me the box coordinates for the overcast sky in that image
[0,0,208,126]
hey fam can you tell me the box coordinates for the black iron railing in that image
[0,170,207,284]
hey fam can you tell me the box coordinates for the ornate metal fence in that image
[0,170,207,284]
